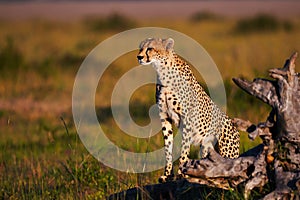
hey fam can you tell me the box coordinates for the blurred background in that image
[0,0,299,199]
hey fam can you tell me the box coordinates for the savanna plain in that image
[0,12,299,199]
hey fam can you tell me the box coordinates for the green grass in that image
[234,14,294,34]
[84,13,137,32]
[190,11,221,22]
[0,14,299,199]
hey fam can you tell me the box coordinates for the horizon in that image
[0,0,299,21]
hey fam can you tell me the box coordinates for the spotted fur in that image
[137,38,240,182]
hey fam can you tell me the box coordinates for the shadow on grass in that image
[96,100,154,125]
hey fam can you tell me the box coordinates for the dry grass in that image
[0,14,299,199]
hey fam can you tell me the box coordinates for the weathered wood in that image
[182,125,270,199]
[182,146,260,189]
[234,53,300,197]
[181,52,300,199]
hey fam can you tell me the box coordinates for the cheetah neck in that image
[152,52,199,88]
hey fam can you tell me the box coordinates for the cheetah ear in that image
[165,38,174,51]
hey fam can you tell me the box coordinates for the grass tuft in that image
[0,36,25,78]
[233,14,294,34]
[190,11,221,22]
[84,13,136,32]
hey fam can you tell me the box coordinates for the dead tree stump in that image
[181,52,300,199]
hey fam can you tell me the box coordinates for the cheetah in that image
[137,38,240,182]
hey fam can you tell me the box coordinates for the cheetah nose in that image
[137,55,144,60]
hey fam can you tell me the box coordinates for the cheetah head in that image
[137,38,174,65]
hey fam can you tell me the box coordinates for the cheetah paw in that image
[176,174,189,180]
[158,175,174,183]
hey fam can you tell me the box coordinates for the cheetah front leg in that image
[177,124,192,179]
[159,113,174,183]
[156,85,175,183]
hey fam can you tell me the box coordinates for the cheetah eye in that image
[147,47,154,51]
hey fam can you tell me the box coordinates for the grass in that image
[0,13,299,199]
[234,14,294,34]
[190,11,221,22]
[84,13,137,32]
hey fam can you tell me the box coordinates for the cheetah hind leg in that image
[176,154,191,180]
[199,134,218,159]
[176,135,218,180]
[176,171,189,180]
